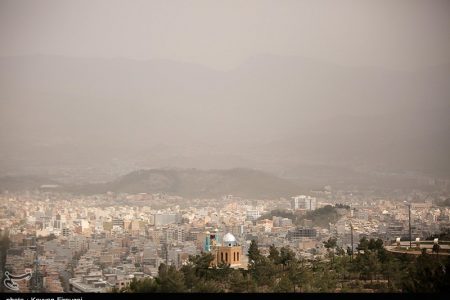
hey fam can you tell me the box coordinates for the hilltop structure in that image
[204,231,242,268]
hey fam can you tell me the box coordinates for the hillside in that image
[0,175,60,192]
[66,168,304,199]
[259,205,348,228]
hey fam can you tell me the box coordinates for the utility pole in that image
[408,204,412,249]
[350,222,354,261]
[404,201,412,249]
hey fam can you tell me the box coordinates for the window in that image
[237,252,239,261]
[225,252,228,262]
[221,252,224,262]
[233,252,236,261]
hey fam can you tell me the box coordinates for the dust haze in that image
[0,0,449,189]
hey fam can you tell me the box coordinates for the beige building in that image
[210,233,242,268]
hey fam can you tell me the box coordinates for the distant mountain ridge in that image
[0,55,449,181]
[66,168,304,198]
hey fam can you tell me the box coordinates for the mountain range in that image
[0,55,449,185]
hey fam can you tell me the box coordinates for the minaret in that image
[204,231,211,252]
[214,228,220,246]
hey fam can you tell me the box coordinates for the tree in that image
[374,239,384,250]
[432,244,440,254]
[366,252,381,283]
[323,237,337,265]
[273,275,294,293]
[210,262,233,283]
[193,280,222,293]
[368,238,377,251]
[247,242,277,288]
[180,264,198,292]
[299,266,314,292]
[189,252,214,279]
[356,237,369,253]
[268,244,280,264]
[248,240,261,263]
[156,264,186,292]
[279,246,296,269]
[335,246,346,256]
[249,256,277,287]
[381,256,403,292]
[248,239,275,286]
[287,260,312,292]
[333,255,351,282]
[125,277,158,292]
[310,261,337,292]
[403,252,450,292]
[346,246,353,257]
[229,270,257,292]
[323,237,337,250]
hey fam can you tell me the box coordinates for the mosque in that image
[204,229,242,268]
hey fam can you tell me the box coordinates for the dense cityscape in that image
[1,182,449,293]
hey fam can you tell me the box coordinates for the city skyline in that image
[0,0,449,295]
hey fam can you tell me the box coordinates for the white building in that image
[154,213,181,226]
[291,195,317,211]
[246,210,261,221]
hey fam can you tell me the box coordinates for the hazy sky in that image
[0,0,449,70]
